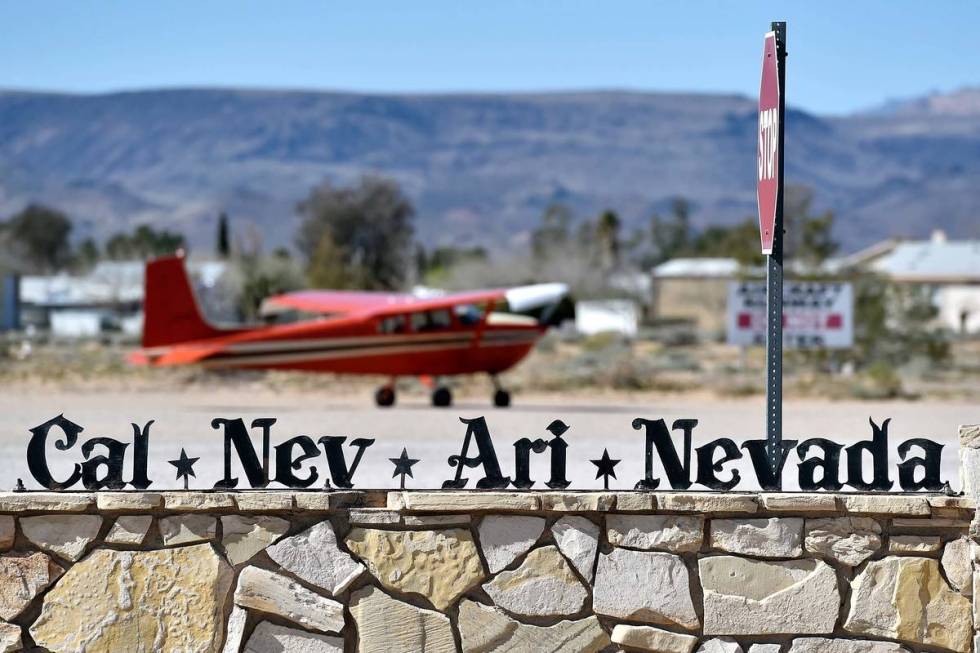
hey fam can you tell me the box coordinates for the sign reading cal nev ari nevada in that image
[728,281,854,349]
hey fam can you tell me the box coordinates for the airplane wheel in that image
[493,389,511,408]
[432,386,453,407]
[375,386,396,407]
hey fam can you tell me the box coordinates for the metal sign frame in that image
[728,281,855,349]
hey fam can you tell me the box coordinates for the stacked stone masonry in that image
[0,490,975,652]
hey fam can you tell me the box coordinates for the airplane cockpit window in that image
[378,315,408,334]
[261,309,324,325]
[454,304,485,326]
[412,309,453,331]
[429,309,452,329]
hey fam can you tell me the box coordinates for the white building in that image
[20,260,226,339]
[846,231,980,334]
[575,299,640,337]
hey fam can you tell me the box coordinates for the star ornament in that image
[591,448,620,490]
[389,448,420,489]
[169,448,200,490]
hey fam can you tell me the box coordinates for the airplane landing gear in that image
[431,386,453,407]
[375,385,396,407]
[490,374,511,408]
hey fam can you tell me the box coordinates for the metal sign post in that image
[758,22,787,485]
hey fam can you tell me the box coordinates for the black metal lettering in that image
[129,421,153,490]
[274,435,321,488]
[317,437,374,488]
[80,437,129,490]
[512,437,547,489]
[545,420,570,489]
[212,417,274,489]
[897,438,947,492]
[633,418,695,490]
[742,439,797,491]
[846,418,893,491]
[442,416,510,489]
[797,438,844,491]
[695,438,742,490]
[27,415,82,490]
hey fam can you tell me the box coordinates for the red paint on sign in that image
[826,314,843,329]
[757,31,780,255]
[737,313,753,328]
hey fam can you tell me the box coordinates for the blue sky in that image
[0,2,976,115]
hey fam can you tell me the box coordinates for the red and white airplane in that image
[131,254,568,407]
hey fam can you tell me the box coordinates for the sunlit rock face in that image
[349,585,455,653]
[457,599,609,653]
[346,527,485,610]
[0,552,62,620]
[699,557,840,635]
[31,544,232,653]
[844,556,973,653]
[593,548,700,629]
[482,545,589,617]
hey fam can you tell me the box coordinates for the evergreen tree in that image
[2,204,73,272]
[595,210,621,269]
[216,212,231,258]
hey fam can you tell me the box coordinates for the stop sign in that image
[757,31,780,255]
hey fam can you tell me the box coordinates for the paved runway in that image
[0,389,972,492]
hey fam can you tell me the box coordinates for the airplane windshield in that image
[453,304,485,326]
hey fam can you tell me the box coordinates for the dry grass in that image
[2,335,978,402]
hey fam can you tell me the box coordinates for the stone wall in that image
[0,489,974,653]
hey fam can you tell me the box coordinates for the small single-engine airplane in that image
[131,254,569,407]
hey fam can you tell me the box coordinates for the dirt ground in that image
[5,335,980,402]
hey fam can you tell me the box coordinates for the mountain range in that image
[0,87,978,254]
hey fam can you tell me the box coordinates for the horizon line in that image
[3,83,974,117]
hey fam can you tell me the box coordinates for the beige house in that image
[651,258,742,337]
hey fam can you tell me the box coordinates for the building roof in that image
[653,231,980,284]
[21,259,227,307]
[826,238,902,272]
[21,271,142,307]
[653,258,741,278]
[868,239,980,282]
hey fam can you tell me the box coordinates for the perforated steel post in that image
[765,21,787,480]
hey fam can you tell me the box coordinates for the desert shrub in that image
[850,360,906,399]
[580,331,624,352]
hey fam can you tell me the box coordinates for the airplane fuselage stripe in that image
[145,328,537,357]
[199,333,538,368]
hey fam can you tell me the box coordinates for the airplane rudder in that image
[142,255,216,348]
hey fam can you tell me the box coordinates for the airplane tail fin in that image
[142,254,226,348]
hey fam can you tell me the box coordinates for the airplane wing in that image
[262,289,509,318]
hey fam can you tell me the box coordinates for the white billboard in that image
[727,281,854,349]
